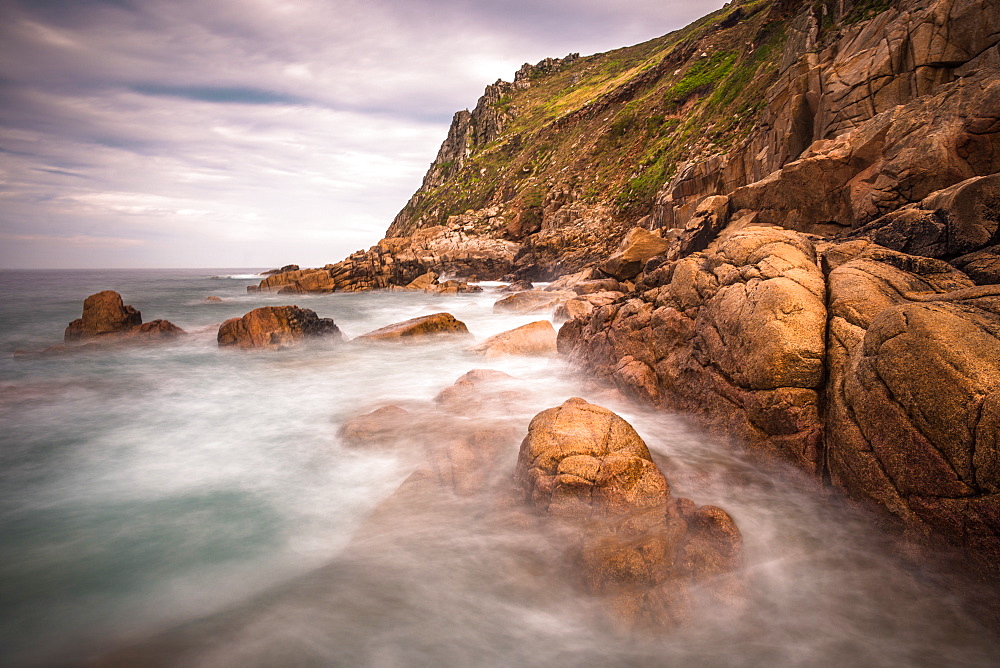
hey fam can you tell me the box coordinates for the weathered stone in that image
[599,228,671,281]
[467,321,557,359]
[356,313,471,341]
[851,174,1000,258]
[824,248,1000,573]
[514,398,743,630]
[217,306,342,349]
[492,290,576,314]
[338,405,411,449]
[562,226,827,473]
[65,291,142,341]
[405,271,439,291]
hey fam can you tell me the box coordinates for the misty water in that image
[1,268,998,666]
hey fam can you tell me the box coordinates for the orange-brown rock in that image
[562,226,827,473]
[338,405,411,448]
[64,290,142,341]
[492,290,576,314]
[467,321,557,359]
[217,306,342,349]
[63,291,184,346]
[355,312,471,341]
[514,398,743,630]
[599,228,671,281]
[433,369,527,415]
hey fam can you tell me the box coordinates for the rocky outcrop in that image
[355,313,471,342]
[252,220,520,294]
[561,226,827,473]
[65,291,141,341]
[467,321,557,359]
[822,242,1000,573]
[515,398,743,629]
[217,306,342,349]
[64,291,184,344]
[560,218,1000,572]
[654,0,1000,232]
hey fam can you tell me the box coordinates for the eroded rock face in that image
[823,244,1000,572]
[514,398,743,630]
[562,226,827,473]
[355,313,471,342]
[217,306,342,349]
[467,321,557,359]
[253,222,521,294]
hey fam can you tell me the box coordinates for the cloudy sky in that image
[0,0,724,269]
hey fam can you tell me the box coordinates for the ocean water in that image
[1,268,998,666]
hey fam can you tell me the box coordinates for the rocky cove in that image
[3,0,1000,663]
[247,0,1000,581]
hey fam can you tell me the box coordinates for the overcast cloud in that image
[0,0,724,269]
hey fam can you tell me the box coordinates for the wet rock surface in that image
[514,398,743,630]
[63,291,184,346]
[355,312,471,342]
[467,321,557,359]
[217,306,342,350]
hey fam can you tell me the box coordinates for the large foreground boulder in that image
[64,291,184,344]
[355,313,471,341]
[514,398,743,630]
[217,306,342,349]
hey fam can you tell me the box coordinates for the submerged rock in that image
[338,405,411,448]
[467,321,557,359]
[493,290,576,314]
[355,312,471,341]
[433,369,528,415]
[217,306,342,349]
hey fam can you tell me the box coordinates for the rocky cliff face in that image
[259,0,1000,573]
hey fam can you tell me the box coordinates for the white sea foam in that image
[0,269,997,666]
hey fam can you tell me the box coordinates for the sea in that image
[1,268,998,666]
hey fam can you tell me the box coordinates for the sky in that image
[0,0,725,269]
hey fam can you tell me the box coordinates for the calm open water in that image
[1,268,998,666]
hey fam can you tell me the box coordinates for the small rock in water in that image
[355,313,471,342]
[63,290,184,346]
[217,305,342,349]
[338,405,411,448]
[467,321,557,359]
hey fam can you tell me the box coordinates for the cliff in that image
[255,0,1000,573]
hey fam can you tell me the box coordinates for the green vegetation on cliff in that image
[389,0,799,236]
